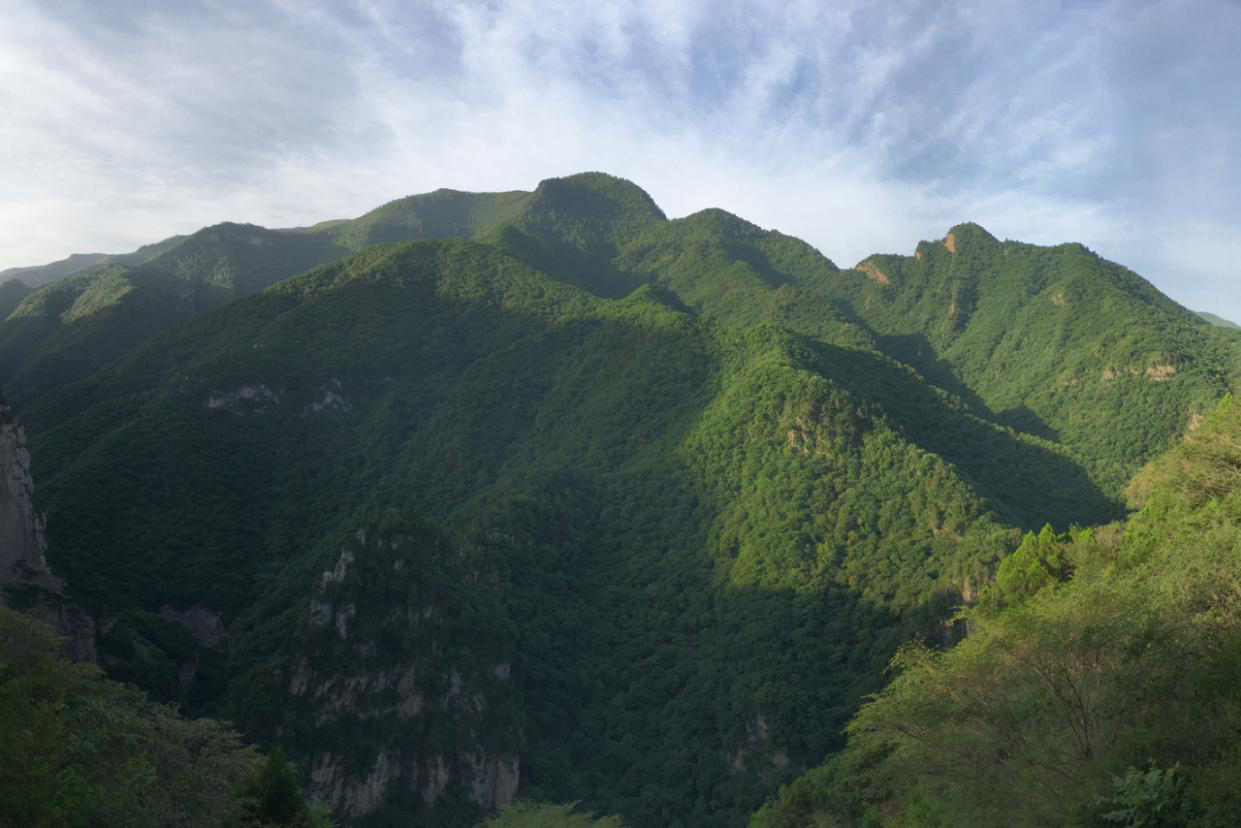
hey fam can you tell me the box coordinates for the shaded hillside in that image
[0,279,35,322]
[0,605,330,828]
[0,224,345,404]
[1,252,111,287]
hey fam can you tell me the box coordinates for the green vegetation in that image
[752,395,1241,826]
[0,237,185,290]
[817,225,1241,493]
[4,173,1237,826]
[29,236,1018,825]
[0,174,652,408]
[476,802,624,827]
[0,605,329,828]
[1198,310,1240,329]
[0,279,34,319]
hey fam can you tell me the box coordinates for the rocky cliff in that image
[0,397,95,660]
[278,523,521,820]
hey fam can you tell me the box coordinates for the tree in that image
[0,606,258,828]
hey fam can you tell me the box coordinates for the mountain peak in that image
[533,172,667,222]
[678,207,764,235]
[943,222,998,253]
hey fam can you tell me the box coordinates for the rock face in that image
[160,603,229,695]
[726,711,793,783]
[0,398,95,660]
[284,524,521,819]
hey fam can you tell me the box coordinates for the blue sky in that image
[2,0,1239,317]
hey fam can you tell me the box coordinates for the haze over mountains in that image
[3,172,1240,827]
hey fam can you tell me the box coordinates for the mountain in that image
[1,252,111,288]
[816,224,1240,493]
[3,173,1238,826]
[26,235,1016,825]
[0,181,608,408]
[0,243,190,326]
[1198,310,1241,329]
[0,234,188,291]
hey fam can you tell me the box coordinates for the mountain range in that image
[2,172,1238,827]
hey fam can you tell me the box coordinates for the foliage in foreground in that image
[0,605,329,828]
[751,396,1241,826]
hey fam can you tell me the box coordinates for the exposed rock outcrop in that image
[854,260,890,285]
[0,398,95,660]
[159,603,229,695]
[205,383,282,412]
[940,577,978,646]
[286,525,520,819]
[727,711,792,783]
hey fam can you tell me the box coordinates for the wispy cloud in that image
[2,0,1239,316]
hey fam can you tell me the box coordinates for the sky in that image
[2,0,1240,317]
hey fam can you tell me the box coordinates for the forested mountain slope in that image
[1199,310,1240,329]
[818,224,1240,491]
[753,394,1241,827]
[6,175,1233,503]
[0,604,332,828]
[27,238,1023,825]
[0,187,541,407]
[0,239,187,328]
[0,234,186,289]
[4,172,1237,826]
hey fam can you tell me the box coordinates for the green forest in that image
[2,173,1239,827]
[752,395,1241,826]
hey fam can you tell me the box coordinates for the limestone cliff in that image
[281,523,521,820]
[0,398,95,660]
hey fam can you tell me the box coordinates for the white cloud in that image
[1,0,1239,317]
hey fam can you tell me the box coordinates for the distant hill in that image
[0,185,585,407]
[0,252,111,286]
[0,235,186,288]
[1198,309,1241,329]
